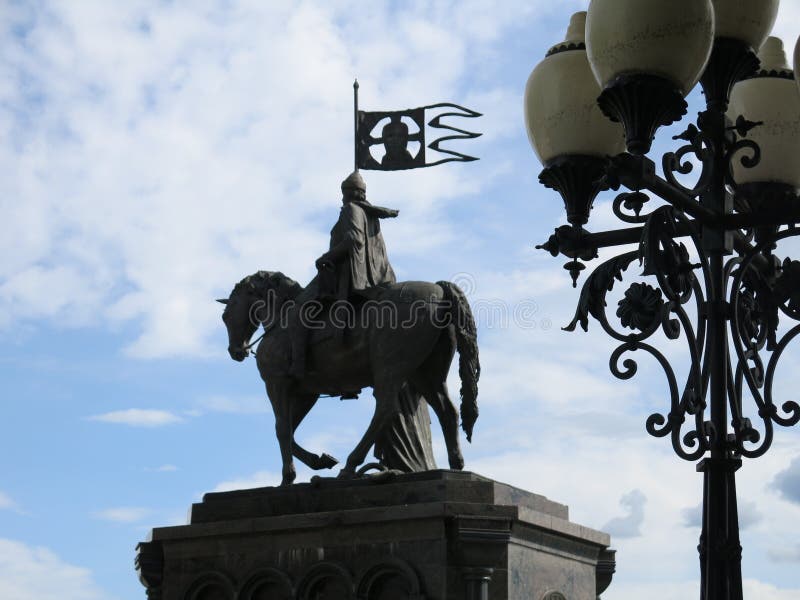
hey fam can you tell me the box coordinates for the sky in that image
[1,1,800,599]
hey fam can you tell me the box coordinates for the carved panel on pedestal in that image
[356,559,424,600]
[298,561,354,600]
[239,568,293,600]
[183,572,235,600]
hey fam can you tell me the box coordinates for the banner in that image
[356,103,482,171]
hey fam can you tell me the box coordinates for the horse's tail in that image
[437,280,480,442]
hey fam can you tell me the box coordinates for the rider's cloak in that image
[328,200,397,299]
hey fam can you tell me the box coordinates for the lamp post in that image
[525,2,800,599]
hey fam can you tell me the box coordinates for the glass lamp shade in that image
[711,0,778,50]
[586,0,714,96]
[729,37,800,189]
[524,12,625,165]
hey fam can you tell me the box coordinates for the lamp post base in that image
[697,457,743,600]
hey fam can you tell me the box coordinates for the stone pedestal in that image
[137,471,615,600]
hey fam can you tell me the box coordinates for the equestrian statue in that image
[218,171,479,485]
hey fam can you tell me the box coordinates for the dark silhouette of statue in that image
[218,173,480,483]
[220,269,479,485]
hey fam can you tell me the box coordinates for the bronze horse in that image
[219,271,479,485]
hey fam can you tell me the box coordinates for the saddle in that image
[306,283,392,346]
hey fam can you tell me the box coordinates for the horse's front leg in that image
[340,381,401,477]
[266,377,296,486]
[290,392,338,470]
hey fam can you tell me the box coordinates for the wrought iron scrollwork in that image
[728,230,800,458]
[563,204,713,461]
[723,114,763,196]
[553,101,800,467]
[612,191,652,224]
[724,138,761,194]
[640,206,705,302]
[564,200,800,461]
[663,124,714,198]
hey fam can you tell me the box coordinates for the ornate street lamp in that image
[526,2,799,599]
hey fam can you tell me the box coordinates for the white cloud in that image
[145,464,178,473]
[1,1,547,358]
[602,489,647,539]
[742,579,800,600]
[609,579,800,600]
[0,538,111,600]
[211,470,282,493]
[773,455,800,505]
[772,5,800,52]
[92,506,151,523]
[0,491,15,510]
[608,580,698,600]
[87,408,183,427]
[769,545,800,564]
[195,395,269,415]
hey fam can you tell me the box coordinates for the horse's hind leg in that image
[411,333,463,470]
[412,373,463,470]
[340,381,401,477]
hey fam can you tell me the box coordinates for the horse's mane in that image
[233,271,302,300]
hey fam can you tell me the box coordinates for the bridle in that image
[242,311,280,357]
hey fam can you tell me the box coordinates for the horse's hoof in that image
[449,454,465,471]
[337,468,356,480]
[319,453,339,469]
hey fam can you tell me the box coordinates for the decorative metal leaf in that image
[640,206,676,277]
[564,251,640,332]
[672,124,702,152]
[639,206,698,297]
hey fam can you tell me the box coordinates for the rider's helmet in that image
[341,170,366,192]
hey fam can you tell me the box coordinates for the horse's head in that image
[218,271,301,362]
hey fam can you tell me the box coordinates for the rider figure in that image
[289,170,399,379]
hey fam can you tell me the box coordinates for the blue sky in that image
[1,1,800,599]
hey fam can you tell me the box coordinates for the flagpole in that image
[353,78,359,171]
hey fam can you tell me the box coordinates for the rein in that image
[244,321,277,356]
[243,291,283,357]
[244,332,265,353]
